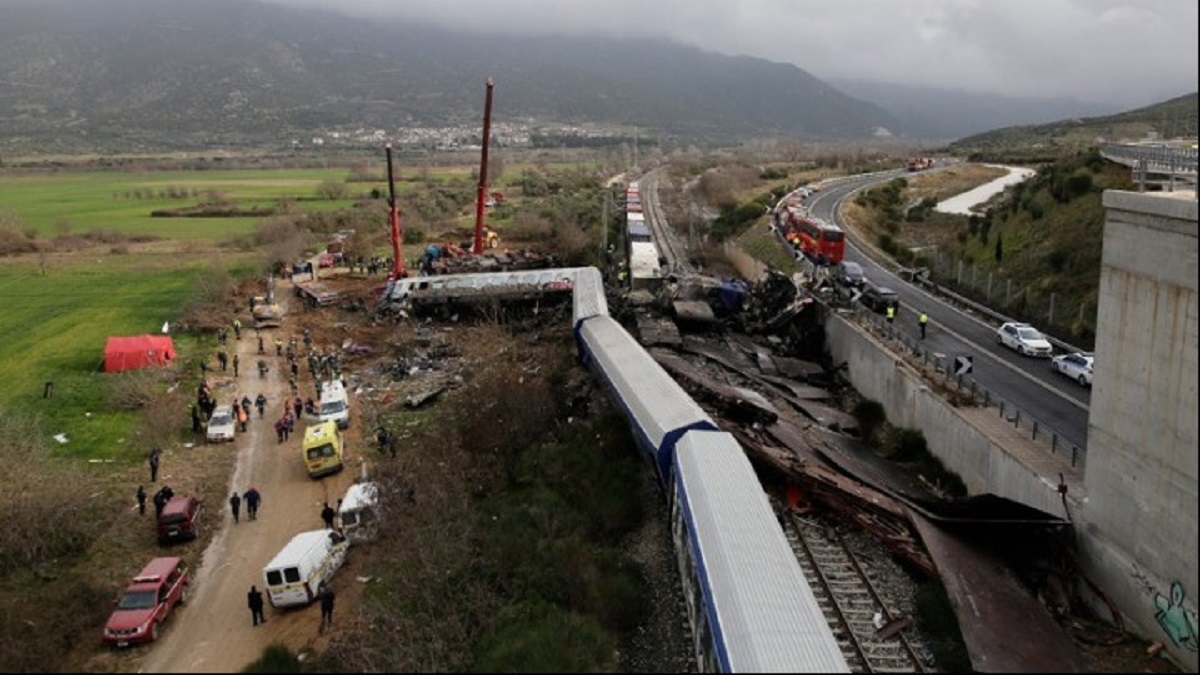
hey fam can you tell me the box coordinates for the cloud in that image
[260,0,1197,108]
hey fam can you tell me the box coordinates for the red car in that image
[103,557,190,647]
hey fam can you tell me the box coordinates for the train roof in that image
[578,316,713,476]
[627,221,651,237]
[674,431,850,673]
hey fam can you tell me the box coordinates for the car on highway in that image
[1051,352,1094,386]
[859,284,899,313]
[996,322,1053,357]
[102,556,189,648]
[836,260,865,288]
[206,405,236,443]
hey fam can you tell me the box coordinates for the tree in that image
[316,179,349,200]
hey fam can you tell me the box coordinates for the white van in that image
[261,529,348,608]
[338,482,379,544]
[316,379,350,429]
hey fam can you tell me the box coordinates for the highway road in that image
[802,171,1092,455]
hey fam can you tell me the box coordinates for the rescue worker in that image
[919,311,929,339]
[885,304,895,325]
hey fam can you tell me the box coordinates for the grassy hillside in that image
[846,151,1138,347]
[947,92,1198,163]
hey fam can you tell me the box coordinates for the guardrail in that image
[843,300,1087,468]
[1100,142,1198,191]
[771,183,1089,464]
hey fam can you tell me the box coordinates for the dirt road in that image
[142,277,363,673]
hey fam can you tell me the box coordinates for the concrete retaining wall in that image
[824,191,1198,671]
[824,312,1074,519]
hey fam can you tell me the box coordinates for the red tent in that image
[103,335,177,373]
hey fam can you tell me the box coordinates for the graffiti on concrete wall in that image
[1155,582,1199,652]
[1134,567,1198,652]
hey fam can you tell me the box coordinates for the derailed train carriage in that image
[571,270,848,673]
[383,267,847,672]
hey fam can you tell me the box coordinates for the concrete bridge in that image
[1101,142,1198,192]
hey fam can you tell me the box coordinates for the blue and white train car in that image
[672,430,851,673]
[576,314,716,482]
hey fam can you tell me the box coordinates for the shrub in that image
[852,399,887,445]
[243,643,303,673]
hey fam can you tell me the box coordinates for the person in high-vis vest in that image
[886,305,895,325]
[918,311,929,339]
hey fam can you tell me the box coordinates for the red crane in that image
[472,78,495,255]
[385,142,406,280]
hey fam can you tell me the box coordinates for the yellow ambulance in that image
[302,420,344,479]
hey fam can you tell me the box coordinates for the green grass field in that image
[0,166,395,461]
[0,162,497,463]
[0,166,458,239]
[0,254,218,458]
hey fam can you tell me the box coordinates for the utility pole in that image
[601,188,610,254]
[633,127,639,172]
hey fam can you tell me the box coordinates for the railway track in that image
[780,508,928,673]
[639,169,690,274]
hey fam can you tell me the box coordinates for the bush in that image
[472,600,617,673]
[852,399,887,445]
[243,643,303,673]
[891,428,968,498]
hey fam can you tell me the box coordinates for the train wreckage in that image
[360,263,1088,671]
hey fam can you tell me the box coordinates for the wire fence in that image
[919,254,1095,350]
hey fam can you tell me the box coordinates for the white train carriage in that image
[577,314,716,482]
[672,431,850,673]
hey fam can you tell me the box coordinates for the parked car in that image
[157,495,203,544]
[837,260,865,287]
[102,557,189,648]
[996,322,1053,357]
[206,404,236,444]
[1052,352,1094,386]
[860,284,900,313]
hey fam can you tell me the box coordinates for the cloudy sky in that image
[261,0,1197,110]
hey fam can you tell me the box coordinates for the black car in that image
[860,285,900,313]
[837,261,865,287]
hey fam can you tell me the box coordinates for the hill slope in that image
[946,92,1199,161]
[0,0,898,154]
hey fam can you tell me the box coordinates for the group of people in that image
[228,487,262,524]
[150,485,175,517]
[177,317,347,635]
[884,305,931,340]
[273,410,298,443]
[245,581,334,631]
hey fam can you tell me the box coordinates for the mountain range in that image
[0,0,1168,155]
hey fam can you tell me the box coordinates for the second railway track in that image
[780,507,930,673]
[639,169,689,274]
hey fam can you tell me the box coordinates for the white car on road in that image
[996,322,1053,357]
[1051,352,1094,387]
[206,405,236,443]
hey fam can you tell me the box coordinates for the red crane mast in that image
[472,78,495,255]
[385,142,406,280]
